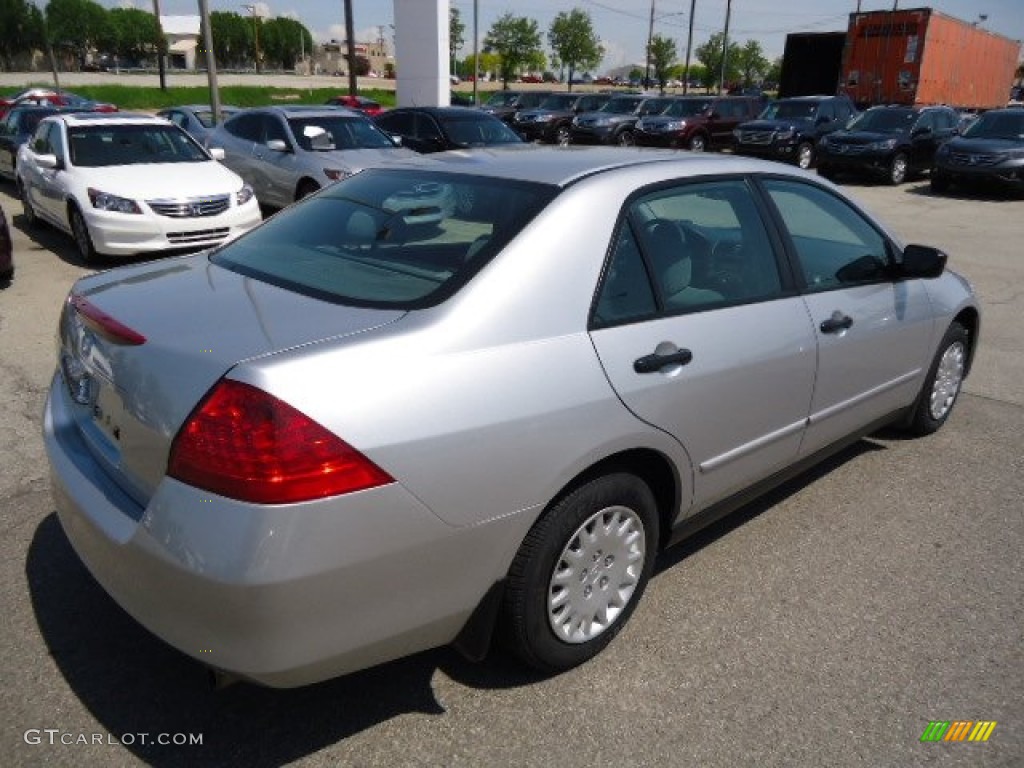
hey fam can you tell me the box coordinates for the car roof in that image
[245,105,363,118]
[386,106,499,118]
[56,112,165,126]
[377,145,805,187]
[163,104,240,112]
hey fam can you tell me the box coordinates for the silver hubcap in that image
[892,156,907,183]
[930,341,965,420]
[798,146,812,168]
[557,129,570,146]
[548,505,646,644]
[690,137,705,151]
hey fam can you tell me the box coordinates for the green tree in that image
[735,39,769,87]
[766,57,782,89]
[695,32,741,91]
[0,0,46,70]
[648,34,676,92]
[260,17,312,70]
[206,11,250,69]
[548,8,602,92]
[462,51,501,80]
[483,13,542,89]
[450,6,465,75]
[46,0,109,69]
[98,8,161,64]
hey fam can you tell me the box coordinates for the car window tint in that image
[593,224,657,326]
[762,179,890,292]
[377,111,414,135]
[46,122,65,160]
[226,113,261,141]
[68,125,208,166]
[414,113,442,141]
[261,115,288,144]
[288,116,394,150]
[211,170,557,309]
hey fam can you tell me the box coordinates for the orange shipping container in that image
[840,7,1021,110]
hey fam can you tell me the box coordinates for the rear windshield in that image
[439,115,522,146]
[211,169,558,309]
[68,124,208,166]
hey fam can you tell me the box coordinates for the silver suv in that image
[207,106,417,209]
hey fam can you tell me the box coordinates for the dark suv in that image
[733,95,856,169]
[570,95,675,146]
[479,90,552,124]
[817,105,959,185]
[634,95,763,151]
[511,92,611,144]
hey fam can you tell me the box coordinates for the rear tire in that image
[930,172,951,194]
[555,126,571,146]
[687,134,707,152]
[295,180,320,201]
[905,322,968,436]
[616,130,635,147]
[500,473,658,673]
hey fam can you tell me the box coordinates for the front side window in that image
[211,169,557,308]
[288,116,395,150]
[761,179,890,292]
[225,113,261,141]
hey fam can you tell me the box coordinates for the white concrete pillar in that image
[394,0,449,107]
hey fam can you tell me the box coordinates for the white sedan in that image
[17,112,261,263]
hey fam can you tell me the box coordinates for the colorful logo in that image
[920,721,997,742]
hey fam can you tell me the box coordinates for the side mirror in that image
[208,146,225,160]
[389,134,402,146]
[36,153,59,170]
[899,244,947,279]
[266,139,289,152]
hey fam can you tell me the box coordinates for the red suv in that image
[634,95,763,151]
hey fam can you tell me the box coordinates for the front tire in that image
[906,322,968,436]
[69,204,99,265]
[500,473,659,673]
[930,172,951,194]
[616,130,635,147]
[795,141,814,170]
[888,152,908,185]
[687,134,707,152]
[19,181,39,227]
[295,180,320,201]
[555,126,571,146]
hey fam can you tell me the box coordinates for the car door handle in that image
[633,348,693,374]
[820,311,854,334]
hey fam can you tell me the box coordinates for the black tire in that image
[555,126,571,146]
[818,164,836,180]
[616,130,635,147]
[930,172,951,194]
[295,180,320,201]
[888,152,908,185]
[795,141,814,170]
[905,322,969,436]
[687,134,707,152]
[500,472,659,673]
[69,204,99,265]
[19,181,39,227]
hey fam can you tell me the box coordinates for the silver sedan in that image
[44,147,979,687]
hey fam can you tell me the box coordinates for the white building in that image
[160,15,201,70]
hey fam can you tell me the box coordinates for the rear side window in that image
[211,170,557,309]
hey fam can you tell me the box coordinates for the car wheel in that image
[295,180,320,201]
[501,472,658,672]
[795,142,814,170]
[888,153,908,185]
[817,163,835,180]
[69,204,99,265]
[555,126,571,146]
[930,172,950,194]
[906,322,969,436]
[19,181,39,227]
[616,130,635,147]
[687,134,707,152]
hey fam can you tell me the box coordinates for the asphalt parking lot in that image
[0,171,1021,767]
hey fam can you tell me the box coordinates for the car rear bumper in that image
[44,372,528,687]
[84,199,262,257]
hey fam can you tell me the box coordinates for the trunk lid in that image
[58,251,404,507]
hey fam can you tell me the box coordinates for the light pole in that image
[718,0,732,95]
[242,4,260,74]
[644,4,687,91]
[683,0,696,93]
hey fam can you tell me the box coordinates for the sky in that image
[107,1,1024,70]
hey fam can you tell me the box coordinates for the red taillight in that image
[168,379,393,504]
[69,294,146,345]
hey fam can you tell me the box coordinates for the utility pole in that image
[344,0,357,96]
[153,0,166,90]
[197,0,222,124]
[473,0,479,105]
[644,0,656,90]
[683,0,696,93]
[719,0,731,95]
[242,4,260,74]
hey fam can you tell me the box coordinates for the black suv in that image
[511,92,611,145]
[931,108,1024,196]
[817,105,959,185]
[733,95,856,169]
[570,95,675,146]
[479,90,552,124]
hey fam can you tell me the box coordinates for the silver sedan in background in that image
[206,105,418,208]
[44,148,978,688]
